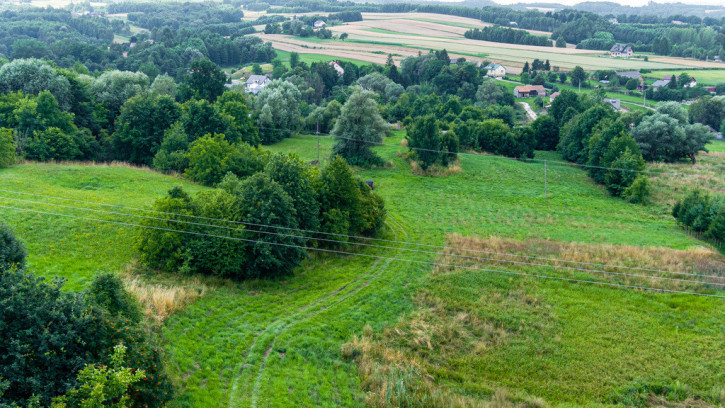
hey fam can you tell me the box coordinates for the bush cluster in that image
[672,190,725,241]
[138,155,385,279]
[0,224,171,408]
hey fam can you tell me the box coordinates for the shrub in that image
[623,175,650,204]
[0,127,16,167]
[605,147,645,197]
[26,127,81,161]
[0,223,26,272]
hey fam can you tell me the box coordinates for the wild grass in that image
[647,150,725,207]
[342,234,725,407]
[120,262,212,326]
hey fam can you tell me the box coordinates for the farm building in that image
[329,61,345,77]
[615,71,641,80]
[514,85,546,98]
[245,74,271,95]
[484,63,506,78]
[549,91,560,103]
[650,79,670,89]
[609,44,633,58]
[313,20,326,29]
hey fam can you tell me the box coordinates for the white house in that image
[245,74,271,95]
[313,20,326,29]
[610,44,633,58]
[328,61,344,77]
[484,63,506,78]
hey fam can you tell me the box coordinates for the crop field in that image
[253,12,714,74]
[2,132,724,406]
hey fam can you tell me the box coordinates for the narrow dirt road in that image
[519,102,537,121]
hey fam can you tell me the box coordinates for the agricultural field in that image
[252,12,716,74]
[2,131,724,407]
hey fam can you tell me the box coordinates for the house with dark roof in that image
[514,85,546,98]
[610,44,633,58]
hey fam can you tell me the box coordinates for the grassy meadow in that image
[1,131,724,407]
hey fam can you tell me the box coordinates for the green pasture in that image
[1,131,723,407]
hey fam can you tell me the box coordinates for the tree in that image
[0,127,16,168]
[558,105,614,164]
[51,344,146,408]
[556,36,566,47]
[549,89,579,125]
[91,70,149,119]
[0,58,73,111]
[26,127,81,161]
[112,93,181,165]
[235,173,306,278]
[264,153,320,231]
[625,78,639,91]
[216,91,260,146]
[475,80,503,107]
[558,72,567,84]
[406,114,442,170]
[689,97,725,129]
[544,59,551,71]
[531,115,559,150]
[184,57,226,101]
[632,113,710,163]
[331,88,387,166]
[522,61,530,73]
[339,33,348,41]
[256,80,302,144]
[289,52,300,68]
[184,133,236,186]
[570,66,586,88]
[0,222,26,272]
[149,74,178,97]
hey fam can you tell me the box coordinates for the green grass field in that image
[1,134,723,407]
[707,139,725,153]
[648,69,725,85]
[273,49,368,67]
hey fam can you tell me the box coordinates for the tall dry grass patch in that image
[648,152,725,206]
[439,234,725,293]
[120,262,211,325]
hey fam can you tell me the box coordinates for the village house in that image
[514,85,546,98]
[328,61,344,77]
[245,74,271,95]
[609,44,633,58]
[650,78,670,89]
[313,20,326,29]
[549,91,560,103]
[484,63,506,78]
[604,98,621,110]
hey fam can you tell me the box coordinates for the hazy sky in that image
[491,0,724,6]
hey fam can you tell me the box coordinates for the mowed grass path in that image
[0,134,722,406]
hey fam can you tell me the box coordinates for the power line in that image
[3,194,722,286]
[2,203,722,298]
[1,187,721,280]
[257,126,689,177]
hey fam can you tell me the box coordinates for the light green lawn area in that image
[274,49,368,67]
[0,163,206,291]
[707,139,725,153]
[649,69,725,85]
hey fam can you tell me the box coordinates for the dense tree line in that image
[0,225,172,408]
[464,26,553,46]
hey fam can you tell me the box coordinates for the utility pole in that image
[544,160,547,198]
[316,121,320,164]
